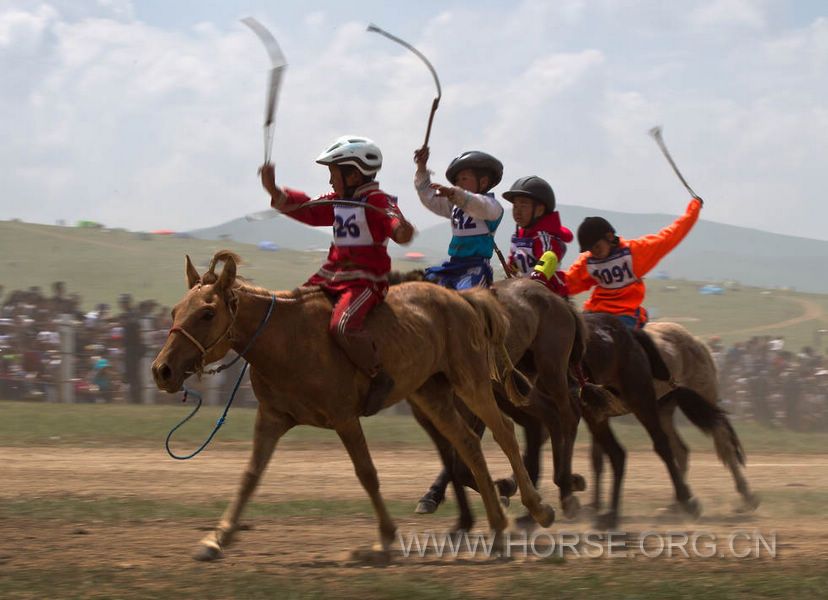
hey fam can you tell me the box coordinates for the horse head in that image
[151,251,240,393]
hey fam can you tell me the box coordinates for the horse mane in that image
[202,249,324,302]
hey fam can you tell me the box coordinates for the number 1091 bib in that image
[588,247,637,289]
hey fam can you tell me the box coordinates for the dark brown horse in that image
[587,321,759,515]
[410,286,709,529]
[410,276,591,530]
[151,251,555,560]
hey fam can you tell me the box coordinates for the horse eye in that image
[202,310,215,321]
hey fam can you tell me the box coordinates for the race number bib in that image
[510,235,535,276]
[451,207,482,237]
[332,205,373,246]
[588,247,637,289]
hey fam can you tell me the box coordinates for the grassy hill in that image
[188,213,331,250]
[183,205,828,293]
[2,219,827,351]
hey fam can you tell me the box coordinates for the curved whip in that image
[241,17,288,164]
[367,23,442,149]
[649,126,701,201]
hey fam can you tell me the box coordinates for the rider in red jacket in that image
[260,136,414,415]
[503,176,573,297]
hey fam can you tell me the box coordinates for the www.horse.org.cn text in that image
[396,529,778,560]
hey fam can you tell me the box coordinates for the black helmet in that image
[502,176,556,213]
[445,151,503,190]
[577,217,615,252]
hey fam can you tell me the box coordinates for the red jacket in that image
[566,199,702,317]
[509,211,573,295]
[275,181,405,290]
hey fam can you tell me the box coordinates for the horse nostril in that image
[154,363,172,382]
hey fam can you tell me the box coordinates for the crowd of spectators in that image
[710,335,828,432]
[1,282,827,430]
[0,281,171,404]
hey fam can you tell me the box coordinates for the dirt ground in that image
[2,443,827,596]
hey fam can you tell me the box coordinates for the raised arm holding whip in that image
[566,127,705,330]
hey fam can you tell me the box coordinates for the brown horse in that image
[521,318,757,527]
[151,250,555,560]
[617,322,759,512]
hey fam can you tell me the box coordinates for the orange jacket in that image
[566,199,702,316]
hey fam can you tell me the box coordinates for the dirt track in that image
[3,443,827,580]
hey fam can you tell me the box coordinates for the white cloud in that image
[0,4,57,48]
[689,0,767,30]
[0,0,827,242]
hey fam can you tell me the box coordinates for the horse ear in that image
[216,256,237,291]
[185,255,201,289]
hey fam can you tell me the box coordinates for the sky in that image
[1,0,826,239]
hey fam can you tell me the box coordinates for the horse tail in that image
[632,329,671,381]
[460,288,532,408]
[660,387,746,467]
[460,288,508,348]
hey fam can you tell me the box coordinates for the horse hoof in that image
[562,495,581,520]
[681,496,702,520]
[415,498,439,514]
[500,496,511,508]
[193,543,223,562]
[594,511,619,530]
[532,503,556,528]
[570,474,587,492]
[735,493,760,513]
[496,477,518,498]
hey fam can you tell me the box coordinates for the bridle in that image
[167,293,238,377]
[164,291,276,460]
[166,288,275,377]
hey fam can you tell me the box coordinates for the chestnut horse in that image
[152,251,555,560]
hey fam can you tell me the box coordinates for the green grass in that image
[0,495,433,522]
[3,401,827,454]
[0,220,424,311]
[1,560,825,600]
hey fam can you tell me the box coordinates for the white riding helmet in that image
[315,135,383,176]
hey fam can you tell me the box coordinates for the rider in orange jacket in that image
[566,197,703,329]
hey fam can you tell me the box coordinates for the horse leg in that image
[454,380,556,528]
[582,412,625,529]
[335,418,397,553]
[634,406,701,519]
[532,380,582,519]
[590,435,605,512]
[196,408,294,561]
[410,402,452,514]
[409,380,510,541]
[729,455,761,513]
[409,402,477,531]
[507,416,548,529]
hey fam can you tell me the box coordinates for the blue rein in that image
[165,294,276,460]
